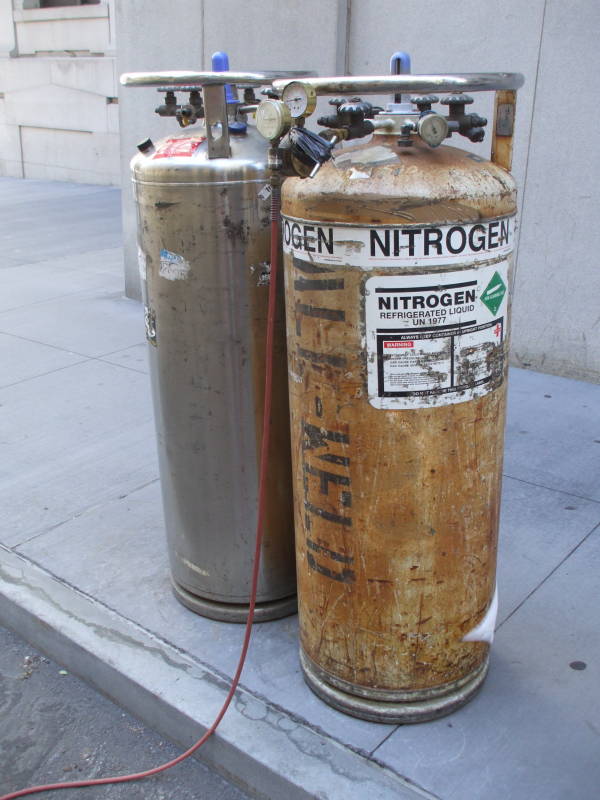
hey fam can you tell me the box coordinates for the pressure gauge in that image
[256,99,292,140]
[281,81,317,119]
[417,112,449,148]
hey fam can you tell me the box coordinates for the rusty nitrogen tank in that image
[129,68,298,623]
[277,72,522,720]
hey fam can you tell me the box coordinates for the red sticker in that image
[152,137,206,159]
[383,340,414,349]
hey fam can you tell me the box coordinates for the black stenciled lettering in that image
[318,452,350,467]
[402,228,422,256]
[292,255,334,274]
[306,551,355,583]
[371,229,390,257]
[499,219,509,246]
[306,538,353,564]
[304,501,352,527]
[424,228,443,255]
[298,348,347,369]
[296,303,345,321]
[302,422,353,527]
[468,224,486,252]
[304,462,350,495]
[446,226,467,254]
[295,303,345,336]
[488,221,499,249]
[294,277,345,292]
[291,222,302,248]
[340,491,352,508]
[317,227,334,254]
[303,422,349,450]
[303,225,315,252]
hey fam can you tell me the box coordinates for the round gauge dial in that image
[417,113,449,148]
[256,99,292,140]
[281,81,317,119]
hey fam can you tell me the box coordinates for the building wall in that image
[510,0,600,382]
[0,0,119,184]
[7,0,599,382]
[115,0,345,299]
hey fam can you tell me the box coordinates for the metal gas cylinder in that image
[281,121,517,719]
[132,124,296,622]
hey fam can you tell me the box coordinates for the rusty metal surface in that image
[282,138,517,707]
[284,138,516,224]
[492,90,517,172]
[301,650,489,723]
[132,129,295,615]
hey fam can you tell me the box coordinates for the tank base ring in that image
[172,580,297,623]
[300,649,489,724]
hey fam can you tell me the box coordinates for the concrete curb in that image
[0,546,434,800]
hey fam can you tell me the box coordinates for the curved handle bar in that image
[271,73,524,95]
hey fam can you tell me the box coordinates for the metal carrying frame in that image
[120,70,524,169]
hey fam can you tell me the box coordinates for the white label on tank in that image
[159,248,190,281]
[258,184,272,201]
[282,216,515,269]
[137,244,147,281]
[365,260,510,409]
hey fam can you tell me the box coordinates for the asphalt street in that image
[0,625,251,799]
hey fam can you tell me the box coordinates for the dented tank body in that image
[132,129,296,622]
[281,136,517,721]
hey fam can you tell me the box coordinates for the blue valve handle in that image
[211,51,238,104]
[390,51,411,75]
[211,51,247,134]
[390,51,411,104]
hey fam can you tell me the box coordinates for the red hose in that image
[1,179,283,800]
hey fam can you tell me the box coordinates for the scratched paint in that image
[131,131,296,615]
[282,136,517,704]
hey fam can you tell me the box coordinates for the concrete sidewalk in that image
[1,177,599,799]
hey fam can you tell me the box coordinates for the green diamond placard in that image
[480,271,507,315]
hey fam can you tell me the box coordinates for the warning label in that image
[480,271,507,315]
[365,261,510,409]
[152,137,205,159]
